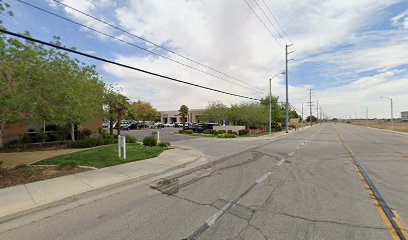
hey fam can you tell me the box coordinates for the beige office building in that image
[160,109,204,124]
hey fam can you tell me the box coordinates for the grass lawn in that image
[34,144,166,169]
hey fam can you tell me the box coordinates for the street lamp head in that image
[380,96,391,100]
[270,72,285,79]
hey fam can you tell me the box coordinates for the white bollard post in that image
[123,136,126,160]
[118,135,121,158]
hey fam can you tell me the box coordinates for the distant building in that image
[401,111,408,121]
[160,109,204,124]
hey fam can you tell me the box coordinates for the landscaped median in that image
[0,144,202,220]
[33,143,165,169]
[0,134,172,189]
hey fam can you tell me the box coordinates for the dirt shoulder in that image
[0,149,85,169]
[0,165,91,189]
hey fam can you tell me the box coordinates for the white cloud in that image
[391,9,408,29]
[51,0,406,118]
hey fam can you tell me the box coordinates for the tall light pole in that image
[361,106,368,126]
[380,96,393,122]
[285,44,294,133]
[269,72,285,135]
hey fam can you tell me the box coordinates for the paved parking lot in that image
[116,127,195,143]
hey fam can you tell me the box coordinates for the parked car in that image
[154,122,165,128]
[123,122,148,130]
[189,123,218,133]
[121,123,131,130]
[102,121,109,128]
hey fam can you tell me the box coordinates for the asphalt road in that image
[118,127,194,143]
[1,123,407,240]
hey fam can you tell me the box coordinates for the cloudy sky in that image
[4,0,408,119]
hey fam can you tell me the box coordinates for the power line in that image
[0,29,261,101]
[259,0,292,43]
[255,0,308,89]
[252,0,287,45]
[16,0,266,95]
[49,0,265,93]
[242,0,284,48]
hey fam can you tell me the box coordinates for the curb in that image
[162,125,313,182]
[0,150,202,223]
[0,126,313,224]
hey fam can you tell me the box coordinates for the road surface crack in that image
[269,212,387,230]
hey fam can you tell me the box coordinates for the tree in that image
[0,1,105,145]
[131,100,158,123]
[289,109,300,119]
[178,105,189,129]
[104,88,129,136]
[202,101,228,124]
[306,115,317,122]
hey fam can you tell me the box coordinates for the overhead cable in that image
[0,29,261,101]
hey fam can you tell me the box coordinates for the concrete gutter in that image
[0,125,313,223]
[0,147,202,222]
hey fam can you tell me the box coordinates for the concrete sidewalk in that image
[0,125,313,222]
[0,147,202,221]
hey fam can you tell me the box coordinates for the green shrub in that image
[158,141,170,147]
[143,136,157,146]
[185,130,193,134]
[238,129,249,136]
[37,130,48,142]
[0,160,3,167]
[126,135,137,143]
[217,133,237,138]
[178,129,185,134]
[101,134,118,144]
[20,133,32,144]
[57,161,79,170]
[54,130,67,141]
[227,130,233,134]
[82,128,93,138]
[24,167,35,177]
[67,138,98,148]
[202,129,217,134]
[217,130,226,134]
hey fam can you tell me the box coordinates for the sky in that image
[2,0,408,119]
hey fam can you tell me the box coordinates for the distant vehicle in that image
[154,122,165,128]
[189,123,218,133]
[121,123,131,130]
[123,122,148,130]
[102,121,109,128]
[168,123,175,127]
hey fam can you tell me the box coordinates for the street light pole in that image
[269,78,272,135]
[269,72,284,135]
[380,96,393,122]
[361,106,368,126]
[285,44,293,133]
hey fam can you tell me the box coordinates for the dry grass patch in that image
[352,121,408,133]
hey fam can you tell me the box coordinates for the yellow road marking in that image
[333,126,407,240]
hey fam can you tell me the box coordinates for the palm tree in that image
[179,105,189,130]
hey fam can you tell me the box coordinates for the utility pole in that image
[380,96,393,122]
[316,101,319,123]
[361,106,368,126]
[308,89,313,126]
[269,78,272,135]
[285,44,293,133]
